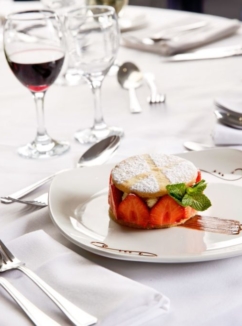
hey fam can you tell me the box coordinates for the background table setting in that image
[1,0,242,325]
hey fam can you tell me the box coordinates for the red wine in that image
[6,49,65,92]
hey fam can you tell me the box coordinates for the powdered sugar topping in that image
[112,153,198,194]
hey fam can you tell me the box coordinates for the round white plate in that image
[49,149,242,263]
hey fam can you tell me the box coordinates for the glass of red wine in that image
[3,10,70,158]
[65,6,124,144]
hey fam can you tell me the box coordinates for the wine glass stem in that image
[91,80,107,130]
[32,91,51,144]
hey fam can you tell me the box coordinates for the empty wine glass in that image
[4,10,70,158]
[86,0,129,16]
[41,0,85,86]
[65,6,124,144]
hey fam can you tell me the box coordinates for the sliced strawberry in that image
[196,170,202,183]
[117,193,150,228]
[184,206,197,219]
[108,180,123,218]
[150,195,195,227]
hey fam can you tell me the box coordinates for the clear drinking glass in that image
[65,6,124,144]
[41,0,85,86]
[4,10,70,158]
[86,0,129,16]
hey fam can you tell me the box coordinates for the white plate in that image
[119,13,148,32]
[49,148,242,263]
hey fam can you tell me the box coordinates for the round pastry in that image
[108,153,210,229]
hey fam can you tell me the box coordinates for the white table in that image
[1,3,242,325]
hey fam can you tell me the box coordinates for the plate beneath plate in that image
[49,148,242,263]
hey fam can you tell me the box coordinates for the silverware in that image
[117,62,143,113]
[1,135,120,204]
[166,45,242,62]
[183,141,215,151]
[142,20,208,44]
[0,194,48,208]
[0,277,60,325]
[0,276,61,326]
[215,99,242,116]
[214,109,242,129]
[0,240,97,326]
[144,73,165,104]
[184,141,242,152]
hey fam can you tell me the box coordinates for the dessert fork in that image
[0,194,48,207]
[144,73,165,104]
[0,276,61,325]
[0,240,97,326]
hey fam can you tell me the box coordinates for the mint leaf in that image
[182,193,211,211]
[166,183,186,201]
[166,181,211,211]
[186,180,207,195]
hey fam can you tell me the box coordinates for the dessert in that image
[108,153,211,229]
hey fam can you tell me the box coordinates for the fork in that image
[0,276,61,325]
[144,73,165,104]
[0,240,97,326]
[1,194,48,207]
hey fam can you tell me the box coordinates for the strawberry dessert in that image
[108,153,211,229]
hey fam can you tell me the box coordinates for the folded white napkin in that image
[0,230,170,326]
[213,123,242,145]
[122,16,240,55]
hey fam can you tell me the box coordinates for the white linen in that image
[122,15,240,55]
[0,230,169,326]
[213,123,242,145]
[1,4,242,326]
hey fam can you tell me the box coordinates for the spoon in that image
[183,141,215,151]
[1,135,120,204]
[214,109,242,129]
[117,62,143,113]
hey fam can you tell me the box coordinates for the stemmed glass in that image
[4,10,70,158]
[65,6,124,144]
[86,0,129,16]
[40,0,85,86]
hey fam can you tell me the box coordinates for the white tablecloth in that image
[1,2,242,325]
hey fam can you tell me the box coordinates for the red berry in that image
[150,195,195,227]
[108,177,123,218]
[196,170,202,183]
[117,193,150,228]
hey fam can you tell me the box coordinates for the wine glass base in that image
[17,139,70,159]
[74,126,124,144]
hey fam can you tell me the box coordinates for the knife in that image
[166,45,242,62]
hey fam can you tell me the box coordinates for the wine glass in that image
[86,0,129,16]
[41,0,85,86]
[65,6,124,144]
[4,10,70,158]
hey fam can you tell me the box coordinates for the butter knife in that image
[166,45,242,62]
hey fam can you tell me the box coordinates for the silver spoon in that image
[183,141,215,151]
[1,135,120,204]
[117,62,143,113]
[214,109,242,129]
